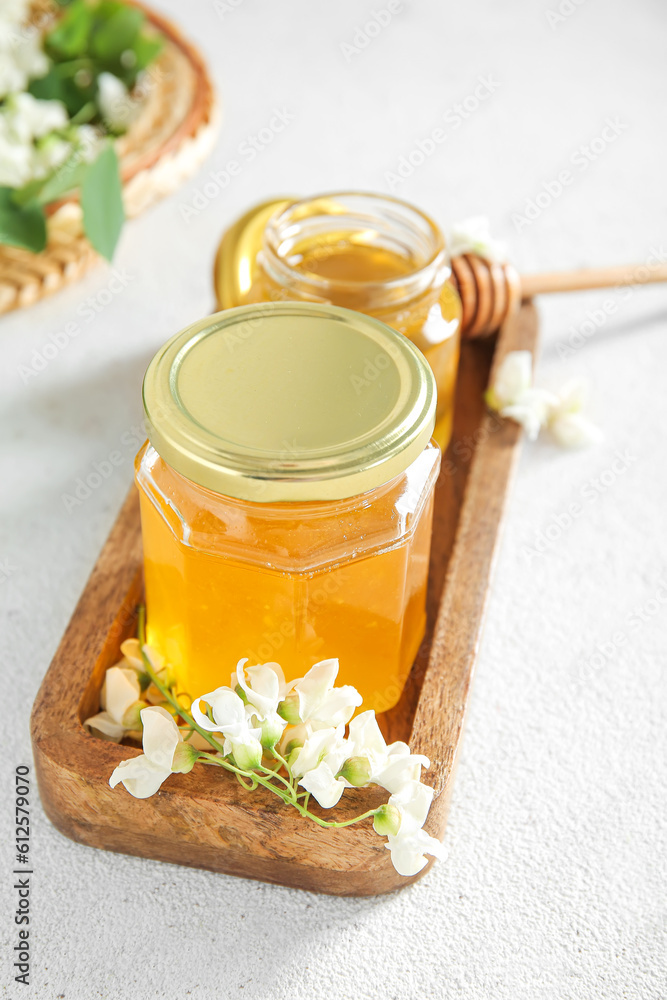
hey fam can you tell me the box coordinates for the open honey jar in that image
[136,302,440,713]
[218,192,462,449]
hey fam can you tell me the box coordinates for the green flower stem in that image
[136,606,381,832]
[258,762,297,801]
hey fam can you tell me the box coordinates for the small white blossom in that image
[6,92,68,142]
[0,133,32,186]
[109,706,182,798]
[347,710,429,792]
[191,686,263,770]
[84,665,141,742]
[298,761,346,808]
[385,781,447,876]
[547,378,604,448]
[97,71,137,131]
[0,4,49,101]
[233,658,286,716]
[290,725,350,808]
[448,215,508,264]
[290,658,362,728]
[487,351,601,446]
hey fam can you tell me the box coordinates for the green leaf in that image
[46,0,94,58]
[29,62,95,119]
[91,7,145,62]
[37,155,90,205]
[80,144,124,260]
[131,33,163,72]
[0,190,47,254]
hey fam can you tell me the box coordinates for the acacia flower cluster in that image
[486,350,603,447]
[90,618,446,878]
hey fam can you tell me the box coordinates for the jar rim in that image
[261,191,449,309]
[142,302,437,503]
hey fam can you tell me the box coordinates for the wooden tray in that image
[30,303,538,896]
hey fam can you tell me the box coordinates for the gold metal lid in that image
[142,302,436,502]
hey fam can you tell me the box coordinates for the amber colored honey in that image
[137,443,439,714]
[257,235,461,449]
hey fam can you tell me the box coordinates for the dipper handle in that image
[451,255,667,339]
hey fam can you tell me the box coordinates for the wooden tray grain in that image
[30,303,538,896]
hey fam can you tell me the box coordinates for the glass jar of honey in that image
[249,192,461,449]
[137,302,440,714]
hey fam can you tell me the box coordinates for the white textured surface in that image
[1,2,666,997]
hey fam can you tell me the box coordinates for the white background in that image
[1,1,666,998]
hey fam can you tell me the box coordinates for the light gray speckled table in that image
[1,2,666,998]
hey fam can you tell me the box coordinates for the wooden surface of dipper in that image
[30,301,538,896]
[451,255,667,339]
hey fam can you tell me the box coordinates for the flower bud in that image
[121,700,149,730]
[277,693,301,725]
[171,741,199,774]
[259,715,284,750]
[234,683,249,705]
[337,756,371,787]
[232,740,263,772]
[373,803,401,837]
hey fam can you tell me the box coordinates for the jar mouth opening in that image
[262,191,449,308]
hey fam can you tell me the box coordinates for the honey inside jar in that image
[138,442,438,714]
[252,193,462,449]
[137,303,440,714]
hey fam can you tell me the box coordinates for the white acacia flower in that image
[298,761,346,808]
[289,659,362,729]
[0,133,32,186]
[109,706,183,798]
[97,71,136,132]
[547,378,604,448]
[289,725,350,808]
[84,665,142,742]
[448,215,508,264]
[486,350,532,411]
[384,780,447,877]
[501,388,557,442]
[0,11,49,101]
[191,686,263,770]
[347,710,430,793]
[487,351,601,446]
[233,658,286,716]
[289,725,348,779]
[5,92,68,142]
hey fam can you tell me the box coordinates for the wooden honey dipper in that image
[451,254,667,339]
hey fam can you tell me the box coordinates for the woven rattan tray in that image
[0,1,218,314]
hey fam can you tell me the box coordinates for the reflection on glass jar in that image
[250,192,461,449]
[137,303,440,714]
